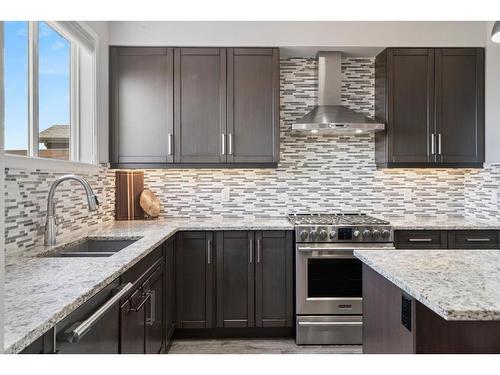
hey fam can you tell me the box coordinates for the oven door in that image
[296,243,382,315]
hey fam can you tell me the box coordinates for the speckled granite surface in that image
[388,216,500,230]
[4,218,293,354]
[354,249,500,321]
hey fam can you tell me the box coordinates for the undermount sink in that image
[45,238,140,258]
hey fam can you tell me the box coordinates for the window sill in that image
[4,154,102,173]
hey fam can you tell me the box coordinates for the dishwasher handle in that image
[60,282,133,343]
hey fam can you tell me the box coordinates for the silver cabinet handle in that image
[207,239,212,264]
[431,134,435,155]
[168,133,173,156]
[408,238,433,242]
[146,290,155,326]
[437,133,442,155]
[466,238,491,242]
[298,321,363,327]
[61,282,133,343]
[221,134,226,155]
[256,239,261,263]
[228,133,233,155]
[249,239,253,264]
[133,290,151,312]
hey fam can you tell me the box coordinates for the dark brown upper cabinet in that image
[226,48,280,164]
[110,46,280,168]
[375,47,484,168]
[110,47,174,166]
[174,48,227,164]
[435,48,484,164]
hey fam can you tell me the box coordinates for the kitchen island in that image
[354,249,500,353]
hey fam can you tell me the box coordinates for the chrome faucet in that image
[45,175,100,246]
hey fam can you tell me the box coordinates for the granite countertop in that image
[354,249,500,321]
[387,216,500,230]
[4,217,293,354]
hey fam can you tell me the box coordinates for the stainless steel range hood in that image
[292,52,384,134]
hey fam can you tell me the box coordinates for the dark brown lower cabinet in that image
[363,264,500,353]
[214,230,294,329]
[120,289,147,354]
[255,231,294,328]
[165,236,176,345]
[176,232,215,328]
[144,264,165,354]
[216,231,255,328]
[395,230,500,249]
[120,246,165,354]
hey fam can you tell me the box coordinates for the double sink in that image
[45,238,140,258]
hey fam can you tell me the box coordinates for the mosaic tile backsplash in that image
[134,58,478,220]
[4,166,115,254]
[4,57,499,254]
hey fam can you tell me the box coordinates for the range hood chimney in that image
[292,51,384,134]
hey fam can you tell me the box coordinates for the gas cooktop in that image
[288,213,390,226]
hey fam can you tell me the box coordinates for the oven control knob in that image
[353,230,361,238]
[382,230,391,239]
[329,231,337,239]
[309,230,318,240]
[318,230,328,240]
[362,230,372,239]
[299,230,309,241]
[372,230,381,239]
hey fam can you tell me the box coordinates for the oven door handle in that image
[298,321,363,327]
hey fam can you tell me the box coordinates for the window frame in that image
[4,21,99,170]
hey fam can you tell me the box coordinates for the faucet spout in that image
[45,175,100,246]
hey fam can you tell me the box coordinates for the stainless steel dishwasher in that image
[51,280,132,354]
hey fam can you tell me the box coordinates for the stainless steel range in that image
[289,213,394,345]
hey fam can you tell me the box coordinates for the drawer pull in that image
[408,238,433,242]
[465,238,491,242]
[298,321,363,327]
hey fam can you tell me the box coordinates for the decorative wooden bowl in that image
[140,189,160,218]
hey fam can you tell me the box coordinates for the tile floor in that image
[169,338,362,354]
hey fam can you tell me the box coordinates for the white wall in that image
[485,21,500,163]
[85,21,110,164]
[109,21,486,48]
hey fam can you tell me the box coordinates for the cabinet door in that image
[255,231,294,328]
[387,48,435,164]
[176,232,215,328]
[174,48,227,163]
[120,289,146,354]
[110,47,174,165]
[226,48,280,163]
[145,265,165,354]
[165,237,176,344]
[216,231,255,328]
[435,48,484,164]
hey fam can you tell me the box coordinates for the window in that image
[3,21,97,164]
[38,22,71,160]
[4,21,29,156]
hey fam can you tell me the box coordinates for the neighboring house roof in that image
[39,124,70,143]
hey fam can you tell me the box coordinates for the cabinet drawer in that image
[395,231,447,249]
[448,231,499,249]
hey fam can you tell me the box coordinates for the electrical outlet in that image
[222,187,230,202]
[403,189,412,201]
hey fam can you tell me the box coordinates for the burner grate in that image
[288,213,390,226]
